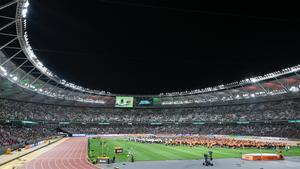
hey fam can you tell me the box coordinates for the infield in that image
[88,138,300,163]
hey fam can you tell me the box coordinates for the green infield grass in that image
[88,138,300,163]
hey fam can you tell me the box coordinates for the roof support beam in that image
[0,15,15,20]
[0,20,17,32]
[256,82,268,94]
[9,59,28,74]
[39,79,51,90]
[30,73,43,86]
[18,67,35,83]
[12,56,27,59]
[294,72,300,79]
[0,33,17,37]
[0,49,22,66]
[48,83,59,93]
[239,84,250,96]
[0,0,18,11]
[4,46,21,49]
[275,77,288,92]
[0,36,18,50]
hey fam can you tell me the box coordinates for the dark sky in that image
[26,0,300,95]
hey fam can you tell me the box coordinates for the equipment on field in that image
[131,154,134,163]
[97,156,110,164]
[115,147,123,154]
[242,153,284,160]
[112,155,116,163]
[208,150,213,161]
[203,154,213,166]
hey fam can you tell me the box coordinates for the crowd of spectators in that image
[1,97,300,153]
[60,123,300,139]
[0,123,58,153]
[1,98,300,123]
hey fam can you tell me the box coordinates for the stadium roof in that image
[1,0,300,107]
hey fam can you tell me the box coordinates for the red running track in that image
[21,137,98,169]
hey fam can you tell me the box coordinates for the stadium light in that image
[24,0,30,8]
[289,86,299,93]
[22,0,29,18]
[22,9,28,18]
[12,76,18,81]
[0,66,8,77]
[250,78,258,83]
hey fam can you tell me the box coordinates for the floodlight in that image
[12,76,18,81]
[250,78,258,83]
[0,66,8,76]
[24,1,30,8]
[289,86,299,92]
[22,9,28,18]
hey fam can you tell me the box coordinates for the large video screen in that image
[153,97,161,105]
[135,97,153,106]
[115,96,134,108]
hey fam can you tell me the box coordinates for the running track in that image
[20,137,98,169]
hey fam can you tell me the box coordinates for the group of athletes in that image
[164,136,291,149]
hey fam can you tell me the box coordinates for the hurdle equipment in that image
[242,153,284,160]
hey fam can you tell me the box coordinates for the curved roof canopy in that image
[0,0,300,107]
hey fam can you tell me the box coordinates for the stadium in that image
[1,0,300,169]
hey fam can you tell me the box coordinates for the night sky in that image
[25,0,300,95]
